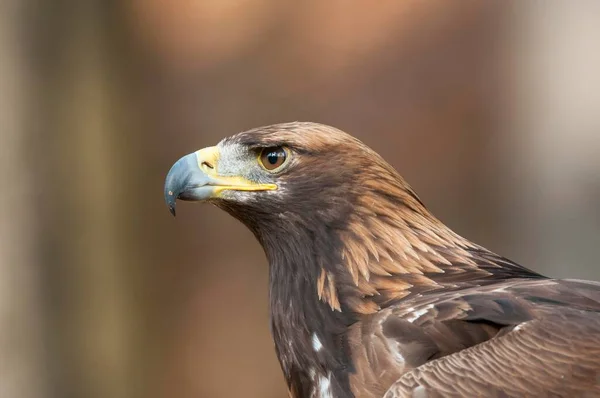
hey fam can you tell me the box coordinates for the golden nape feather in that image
[165,122,600,397]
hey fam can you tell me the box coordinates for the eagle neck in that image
[261,221,356,398]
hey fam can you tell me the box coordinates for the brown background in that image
[1,1,600,397]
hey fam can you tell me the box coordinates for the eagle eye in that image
[259,147,289,171]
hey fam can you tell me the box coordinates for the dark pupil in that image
[267,151,281,164]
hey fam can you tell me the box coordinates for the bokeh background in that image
[2,1,600,397]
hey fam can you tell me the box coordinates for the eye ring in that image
[258,146,290,172]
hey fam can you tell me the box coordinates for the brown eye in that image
[259,147,288,171]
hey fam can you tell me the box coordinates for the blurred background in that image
[1,1,600,397]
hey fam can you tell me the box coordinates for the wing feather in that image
[347,279,600,397]
[384,312,600,397]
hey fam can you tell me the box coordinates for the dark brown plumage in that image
[164,122,600,397]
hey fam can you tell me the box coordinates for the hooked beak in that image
[164,146,277,216]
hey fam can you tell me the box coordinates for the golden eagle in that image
[165,122,600,397]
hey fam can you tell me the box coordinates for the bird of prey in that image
[164,122,600,397]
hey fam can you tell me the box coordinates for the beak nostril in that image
[202,161,214,170]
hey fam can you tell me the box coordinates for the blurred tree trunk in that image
[32,1,145,398]
[507,1,600,279]
[0,1,46,397]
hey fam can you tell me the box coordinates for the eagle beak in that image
[164,146,277,216]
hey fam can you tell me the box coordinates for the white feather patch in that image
[312,333,323,352]
[405,304,434,323]
[513,321,529,332]
[317,373,333,398]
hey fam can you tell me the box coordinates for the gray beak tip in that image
[164,186,177,217]
[164,152,211,217]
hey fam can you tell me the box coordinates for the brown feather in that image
[385,313,600,397]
